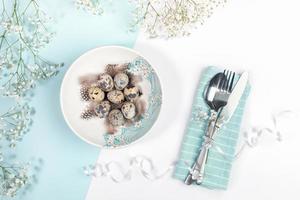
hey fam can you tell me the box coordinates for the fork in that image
[185,70,235,185]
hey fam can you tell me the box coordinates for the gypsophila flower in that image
[191,107,209,122]
[75,0,104,15]
[0,102,34,147]
[130,0,227,38]
[1,1,61,198]
[0,0,64,97]
[0,162,30,197]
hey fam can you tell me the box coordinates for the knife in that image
[217,71,249,125]
[185,71,249,185]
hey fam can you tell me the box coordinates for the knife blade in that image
[219,71,249,123]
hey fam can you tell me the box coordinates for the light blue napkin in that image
[173,67,251,189]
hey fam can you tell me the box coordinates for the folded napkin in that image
[173,66,251,189]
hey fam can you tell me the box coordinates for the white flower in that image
[130,0,227,38]
[0,0,64,97]
[75,0,104,15]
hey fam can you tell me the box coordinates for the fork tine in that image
[229,72,235,92]
[224,71,230,91]
[225,70,231,91]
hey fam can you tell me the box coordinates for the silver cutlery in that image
[185,70,235,185]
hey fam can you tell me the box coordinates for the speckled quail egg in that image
[94,101,111,118]
[88,86,105,103]
[98,73,114,92]
[107,90,124,104]
[124,86,140,102]
[121,102,136,119]
[114,72,129,90]
[108,109,125,126]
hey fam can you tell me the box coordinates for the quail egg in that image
[98,73,114,92]
[94,101,111,118]
[108,109,125,126]
[121,102,136,119]
[114,72,129,90]
[88,86,105,103]
[107,90,124,104]
[124,86,140,102]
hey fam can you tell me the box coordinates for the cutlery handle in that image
[204,111,218,138]
[194,136,213,184]
[185,141,211,185]
[185,111,218,185]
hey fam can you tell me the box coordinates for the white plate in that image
[60,46,162,148]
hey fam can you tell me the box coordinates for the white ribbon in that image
[234,110,295,159]
[83,155,175,183]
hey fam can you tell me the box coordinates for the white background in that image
[86,0,300,199]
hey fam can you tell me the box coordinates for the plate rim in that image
[60,45,162,149]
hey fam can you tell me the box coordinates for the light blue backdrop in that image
[2,1,139,199]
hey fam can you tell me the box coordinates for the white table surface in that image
[86,0,300,199]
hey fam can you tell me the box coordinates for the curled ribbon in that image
[233,110,295,159]
[83,155,175,183]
